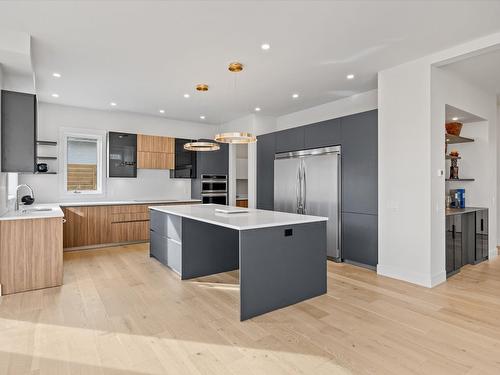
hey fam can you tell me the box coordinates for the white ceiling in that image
[442,47,500,106]
[1,1,500,124]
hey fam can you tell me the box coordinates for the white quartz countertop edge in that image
[0,204,64,221]
[149,204,328,231]
[0,199,201,221]
[57,199,201,207]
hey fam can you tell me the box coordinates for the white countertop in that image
[0,199,201,221]
[149,204,328,231]
[57,199,201,207]
[0,204,64,221]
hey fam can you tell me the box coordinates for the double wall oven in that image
[201,174,227,205]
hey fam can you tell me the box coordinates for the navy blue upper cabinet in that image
[256,133,276,210]
[341,110,378,215]
[304,118,341,149]
[275,127,304,153]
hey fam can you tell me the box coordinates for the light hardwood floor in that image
[1,243,500,374]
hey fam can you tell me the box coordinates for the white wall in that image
[276,89,377,131]
[431,66,497,279]
[377,59,434,287]
[19,102,218,203]
[378,31,500,287]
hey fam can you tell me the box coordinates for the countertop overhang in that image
[445,207,488,216]
[149,204,328,231]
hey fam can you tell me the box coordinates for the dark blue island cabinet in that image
[149,204,327,321]
[256,109,378,268]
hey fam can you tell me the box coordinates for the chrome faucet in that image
[15,184,34,211]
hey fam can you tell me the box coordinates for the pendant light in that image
[184,141,220,151]
[214,62,257,144]
[214,132,256,144]
[184,84,220,152]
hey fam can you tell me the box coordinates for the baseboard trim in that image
[64,240,147,252]
[377,264,446,288]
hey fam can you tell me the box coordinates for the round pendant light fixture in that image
[184,141,220,152]
[214,132,257,144]
[228,62,243,72]
[196,84,209,91]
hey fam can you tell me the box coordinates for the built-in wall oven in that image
[201,174,227,205]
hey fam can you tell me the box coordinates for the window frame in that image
[59,128,106,197]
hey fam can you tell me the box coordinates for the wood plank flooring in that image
[1,243,500,374]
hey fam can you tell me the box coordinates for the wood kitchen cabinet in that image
[62,206,89,248]
[63,203,195,250]
[137,134,175,169]
[0,217,63,295]
[87,206,111,245]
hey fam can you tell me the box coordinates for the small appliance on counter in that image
[37,163,48,173]
[449,188,465,208]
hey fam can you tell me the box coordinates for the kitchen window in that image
[61,130,104,196]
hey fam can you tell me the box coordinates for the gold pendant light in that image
[214,62,257,144]
[184,141,220,152]
[214,132,257,144]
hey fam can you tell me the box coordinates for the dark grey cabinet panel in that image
[275,127,304,153]
[304,118,341,149]
[1,90,37,172]
[340,110,378,215]
[256,133,275,210]
[196,139,229,176]
[462,213,475,265]
[446,216,454,274]
[191,139,228,199]
[342,212,377,267]
[475,209,488,262]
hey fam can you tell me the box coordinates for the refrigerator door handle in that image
[296,163,301,214]
[301,160,307,215]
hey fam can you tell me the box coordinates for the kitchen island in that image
[149,204,328,320]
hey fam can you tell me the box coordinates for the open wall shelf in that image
[445,134,474,144]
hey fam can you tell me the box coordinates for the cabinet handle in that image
[452,224,455,239]
[481,219,484,232]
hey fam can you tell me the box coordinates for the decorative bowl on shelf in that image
[445,122,463,136]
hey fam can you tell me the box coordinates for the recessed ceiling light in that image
[183,93,190,98]
[52,72,61,78]
[200,115,206,120]
[346,74,355,80]
[159,109,165,114]
[255,107,261,112]
[261,43,270,50]
[292,93,299,99]
[51,93,59,98]
[110,102,117,106]
[452,117,459,121]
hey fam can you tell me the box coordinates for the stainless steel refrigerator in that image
[274,146,341,260]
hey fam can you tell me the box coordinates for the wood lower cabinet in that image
[62,206,88,248]
[236,199,248,208]
[87,206,111,245]
[137,134,175,169]
[63,203,194,250]
[0,217,63,295]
